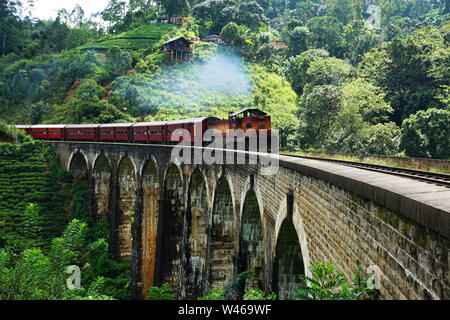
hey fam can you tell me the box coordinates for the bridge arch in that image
[239,186,265,290]
[209,174,236,292]
[185,167,209,298]
[117,154,138,181]
[159,162,184,297]
[92,154,112,221]
[68,149,89,178]
[272,199,309,300]
[116,156,137,260]
[140,158,160,296]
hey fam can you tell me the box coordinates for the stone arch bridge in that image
[50,141,449,300]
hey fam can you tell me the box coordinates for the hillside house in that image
[271,40,288,49]
[162,36,192,62]
[201,35,225,45]
[157,16,187,26]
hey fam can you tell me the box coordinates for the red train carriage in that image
[132,121,167,143]
[166,117,220,144]
[18,108,272,150]
[66,124,100,141]
[99,123,133,142]
[30,124,66,140]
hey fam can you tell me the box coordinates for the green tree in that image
[325,0,353,25]
[298,84,342,148]
[307,16,345,58]
[233,1,267,30]
[220,22,246,47]
[29,101,49,124]
[106,46,133,79]
[343,20,379,66]
[193,0,233,34]
[325,79,398,155]
[293,0,322,24]
[288,26,309,56]
[0,0,23,56]
[286,48,330,96]
[102,0,127,32]
[400,108,450,159]
[358,27,448,123]
[303,56,351,91]
[157,0,191,18]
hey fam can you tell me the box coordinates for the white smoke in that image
[147,50,253,109]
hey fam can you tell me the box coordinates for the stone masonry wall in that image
[51,142,449,300]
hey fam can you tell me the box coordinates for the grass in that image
[79,24,177,51]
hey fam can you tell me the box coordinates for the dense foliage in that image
[0,138,131,300]
[150,261,379,300]
[0,0,448,158]
[295,261,380,300]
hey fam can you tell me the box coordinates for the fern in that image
[147,283,174,300]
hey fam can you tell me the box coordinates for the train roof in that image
[15,125,32,129]
[99,123,134,128]
[132,121,168,127]
[65,124,101,128]
[31,124,67,129]
[229,108,267,118]
[167,116,219,125]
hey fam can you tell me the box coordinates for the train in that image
[15,108,271,147]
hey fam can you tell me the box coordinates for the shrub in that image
[294,261,379,300]
[147,283,174,300]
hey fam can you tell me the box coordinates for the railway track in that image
[283,154,450,188]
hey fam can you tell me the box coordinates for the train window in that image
[158,130,161,135]
[259,124,265,129]
[246,123,252,129]
[57,130,60,134]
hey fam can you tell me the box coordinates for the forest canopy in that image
[0,0,448,158]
